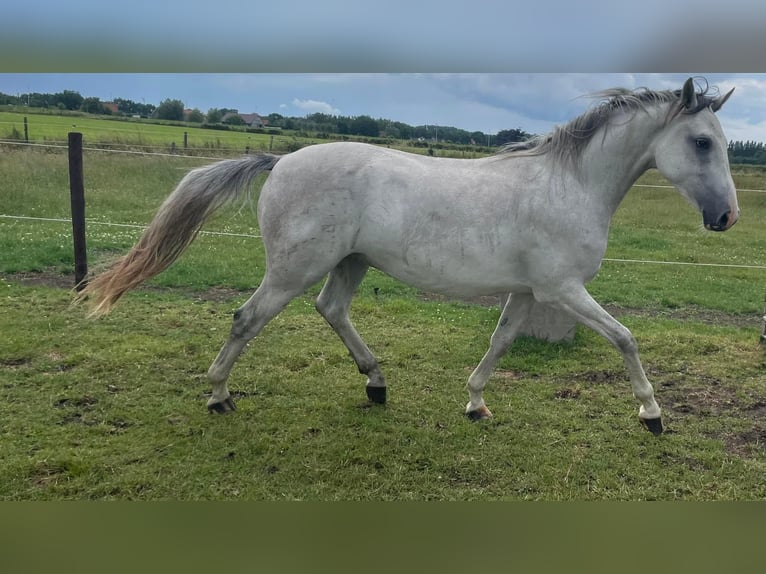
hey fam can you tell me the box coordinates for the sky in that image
[1,73,765,142]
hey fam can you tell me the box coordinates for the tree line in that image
[3,89,765,161]
[0,89,533,147]
[727,140,766,165]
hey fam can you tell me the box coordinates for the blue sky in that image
[1,73,765,142]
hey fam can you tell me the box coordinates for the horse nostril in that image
[707,210,731,231]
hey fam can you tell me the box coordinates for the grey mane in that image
[498,82,717,168]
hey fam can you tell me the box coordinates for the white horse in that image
[79,77,737,435]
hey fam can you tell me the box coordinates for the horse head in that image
[652,77,738,232]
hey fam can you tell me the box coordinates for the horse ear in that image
[711,87,735,112]
[681,77,698,110]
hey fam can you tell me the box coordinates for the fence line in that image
[1,138,251,153]
[0,214,262,239]
[4,213,765,270]
[601,257,766,271]
[0,139,260,160]
[634,183,766,194]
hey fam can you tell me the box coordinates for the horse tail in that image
[77,154,281,316]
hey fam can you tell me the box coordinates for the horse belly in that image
[359,227,530,297]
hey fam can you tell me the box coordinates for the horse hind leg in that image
[315,254,386,405]
[206,276,303,413]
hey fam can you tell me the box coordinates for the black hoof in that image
[208,396,237,414]
[465,405,492,421]
[466,410,485,422]
[640,416,663,436]
[366,385,387,405]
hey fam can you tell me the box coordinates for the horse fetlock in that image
[638,402,661,420]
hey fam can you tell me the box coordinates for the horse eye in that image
[696,138,710,150]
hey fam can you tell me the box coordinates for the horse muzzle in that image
[703,208,739,232]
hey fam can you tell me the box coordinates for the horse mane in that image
[498,80,718,168]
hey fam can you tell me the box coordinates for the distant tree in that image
[349,115,379,137]
[23,92,51,107]
[52,90,84,110]
[728,139,766,165]
[223,114,246,125]
[185,108,205,123]
[114,98,154,117]
[0,92,20,105]
[495,128,532,146]
[80,97,105,114]
[156,99,185,121]
[470,131,486,144]
[206,108,224,123]
[391,121,413,140]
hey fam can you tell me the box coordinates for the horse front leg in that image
[465,293,535,420]
[539,284,663,435]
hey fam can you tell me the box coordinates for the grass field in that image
[1,140,765,500]
[0,109,487,158]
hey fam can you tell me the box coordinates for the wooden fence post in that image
[183,131,188,150]
[23,116,28,142]
[68,132,88,291]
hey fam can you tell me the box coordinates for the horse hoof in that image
[466,405,493,421]
[366,385,387,405]
[207,396,237,414]
[640,416,663,435]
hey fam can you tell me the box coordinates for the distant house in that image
[240,113,266,127]
[102,102,120,114]
[221,111,266,127]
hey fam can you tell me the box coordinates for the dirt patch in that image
[3,270,77,291]
[54,395,99,408]
[0,357,31,369]
[555,388,581,400]
[653,374,766,458]
[722,427,766,458]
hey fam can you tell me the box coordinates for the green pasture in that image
[0,110,485,158]
[0,110,297,154]
[1,143,765,500]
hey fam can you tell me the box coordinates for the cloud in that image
[292,98,340,115]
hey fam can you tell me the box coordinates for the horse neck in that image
[577,105,668,216]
